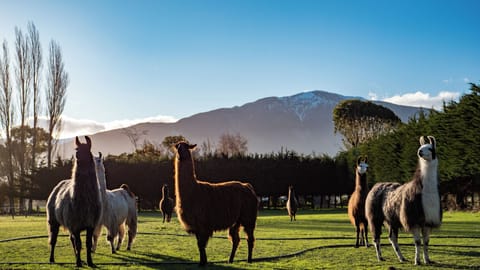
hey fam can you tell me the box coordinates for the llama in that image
[286,185,298,221]
[92,152,137,254]
[365,136,442,265]
[174,142,259,266]
[159,184,174,223]
[347,156,369,248]
[46,136,102,267]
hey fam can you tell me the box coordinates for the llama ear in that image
[364,156,368,164]
[85,136,92,147]
[419,136,426,145]
[75,136,81,146]
[427,136,436,148]
[98,152,102,159]
[189,144,197,150]
[357,156,362,165]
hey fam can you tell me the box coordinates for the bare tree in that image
[122,126,149,152]
[0,39,16,217]
[46,40,68,168]
[216,132,248,157]
[15,27,32,212]
[200,138,215,158]
[28,22,42,170]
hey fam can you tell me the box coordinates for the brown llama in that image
[286,185,298,221]
[347,156,369,248]
[46,136,102,267]
[174,142,259,266]
[159,184,174,223]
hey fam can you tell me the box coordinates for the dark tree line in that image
[30,149,354,210]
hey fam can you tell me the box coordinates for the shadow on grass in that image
[99,249,243,269]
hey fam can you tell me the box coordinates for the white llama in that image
[92,152,137,254]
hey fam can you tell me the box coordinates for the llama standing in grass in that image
[159,184,174,223]
[46,136,102,267]
[366,136,442,265]
[347,156,369,248]
[92,152,137,254]
[286,185,298,221]
[174,142,259,266]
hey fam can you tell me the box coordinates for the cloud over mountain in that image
[34,115,177,139]
[368,90,460,110]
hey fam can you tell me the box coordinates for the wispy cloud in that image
[382,91,460,109]
[32,115,177,139]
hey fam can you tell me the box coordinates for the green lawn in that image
[0,209,479,269]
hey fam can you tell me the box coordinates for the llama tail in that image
[120,184,135,198]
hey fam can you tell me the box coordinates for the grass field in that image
[0,209,479,269]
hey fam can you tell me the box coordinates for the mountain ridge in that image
[58,90,425,158]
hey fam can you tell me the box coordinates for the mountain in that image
[58,90,425,158]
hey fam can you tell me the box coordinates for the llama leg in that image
[411,227,422,265]
[162,213,165,223]
[117,223,125,251]
[228,224,241,263]
[86,227,95,267]
[127,214,137,251]
[70,232,83,267]
[364,223,370,247]
[389,227,405,262]
[92,225,102,253]
[107,232,116,254]
[244,226,255,263]
[422,227,433,264]
[48,223,59,263]
[196,233,209,266]
[373,232,385,262]
[355,224,361,248]
[359,227,365,246]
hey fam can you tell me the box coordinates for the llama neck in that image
[419,158,441,226]
[355,172,367,191]
[94,161,108,204]
[162,188,169,198]
[419,158,438,191]
[96,168,107,195]
[174,157,197,199]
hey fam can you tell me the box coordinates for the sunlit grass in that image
[0,209,479,269]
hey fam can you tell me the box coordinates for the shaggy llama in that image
[46,136,102,267]
[174,142,259,266]
[159,184,174,223]
[93,152,137,254]
[347,156,369,248]
[286,185,298,221]
[365,136,442,265]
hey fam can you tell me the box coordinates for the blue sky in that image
[1,0,479,137]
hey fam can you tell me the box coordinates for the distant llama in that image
[93,152,137,254]
[286,185,298,221]
[347,156,370,248]
[174,142,259,266]
[365,136,442,265]
[46,136,102,267]
[159,184,174,223]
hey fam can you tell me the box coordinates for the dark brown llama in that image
[174,142,259,266]
[159,184,174,223]
[347,156,369,248]
[286,185,298,221]
[366,136,441,265]
[46,136,102,267]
